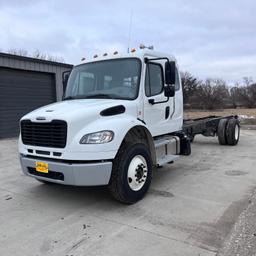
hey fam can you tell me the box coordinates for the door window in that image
[175,68,180,91]
[145,63,164,97]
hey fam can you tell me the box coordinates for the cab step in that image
[154,136,180,166]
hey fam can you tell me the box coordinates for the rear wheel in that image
[218,119,228,145]
[108,143,152,204]
[226,119,240,145]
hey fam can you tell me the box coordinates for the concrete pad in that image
[0,131,256,255]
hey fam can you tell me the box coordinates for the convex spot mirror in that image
[164,85,175,97]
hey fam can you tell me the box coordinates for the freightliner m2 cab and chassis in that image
[19,49,240,204]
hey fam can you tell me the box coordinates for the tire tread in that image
[218,119,228,145]
[226,119,240,146]
[108,141,151,204]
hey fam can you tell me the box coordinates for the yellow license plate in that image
[36,162,48,173]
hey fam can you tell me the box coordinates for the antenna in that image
[127,10,133,53]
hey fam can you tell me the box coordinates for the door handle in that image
[165,106,170,119]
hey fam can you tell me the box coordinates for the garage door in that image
[0,68,56,138]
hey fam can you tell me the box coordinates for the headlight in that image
[80,130,114,144]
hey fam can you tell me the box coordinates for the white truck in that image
[19,49,240,204]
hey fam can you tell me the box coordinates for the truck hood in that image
[21,99,138,124]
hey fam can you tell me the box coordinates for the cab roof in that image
[79,49,177,65]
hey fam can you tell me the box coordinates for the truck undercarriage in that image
[183,115,240,145]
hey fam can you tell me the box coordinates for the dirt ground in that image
[184,108,256,125]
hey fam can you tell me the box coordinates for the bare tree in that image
[7,48,28,56]
[5,48,65,63]
[249,83,256,107]
[195,79,229,110]
[32,49,45,59]
[181,72,200,107]
[236,78,256,108]
[46,55,65,63]
[243,76,254,87]
[32,49,65,63]
[230,84,241,108]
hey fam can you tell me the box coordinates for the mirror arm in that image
[148,97,169,105]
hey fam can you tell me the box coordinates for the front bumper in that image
[19,155,113,186]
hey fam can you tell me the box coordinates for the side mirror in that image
[165,61,175,85]
[62,71,71,93]
[164,85,175,97]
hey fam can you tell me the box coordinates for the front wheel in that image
[108,143,152,204]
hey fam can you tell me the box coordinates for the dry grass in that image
[184,108,256,125]
[184,108,256,119]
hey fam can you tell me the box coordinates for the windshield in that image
[64,58,141,100]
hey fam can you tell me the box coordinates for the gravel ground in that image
[219,190,256,256]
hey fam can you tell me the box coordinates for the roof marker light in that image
[81,57,86,61]
[131,48,136,53]
[139,44,145,49]
[113,51,118,55]
[103,53,108,56]
[139,43,154,50]
[93,54,98,58]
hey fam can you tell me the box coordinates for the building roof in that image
[0,52,73,68]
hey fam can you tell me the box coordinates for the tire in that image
[226,119,240,146]
[218,119,228,145]
[108,143,152,204]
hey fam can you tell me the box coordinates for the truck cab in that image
[19,49,190,203]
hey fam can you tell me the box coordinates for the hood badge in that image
[36,116,46,120]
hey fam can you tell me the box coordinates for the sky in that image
[0,0,255,84]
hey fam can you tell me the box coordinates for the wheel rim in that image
[127,155,148,191]
[235,124,239,140]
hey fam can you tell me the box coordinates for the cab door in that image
[142,61,174,136]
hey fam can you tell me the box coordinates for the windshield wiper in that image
[63,96,77,101]
[63,94,120,100]
[63,95,89,100]
[84,94,117,99]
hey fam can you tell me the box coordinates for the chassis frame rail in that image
[183,115,239,140]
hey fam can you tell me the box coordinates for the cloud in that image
[0,0,255,83]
